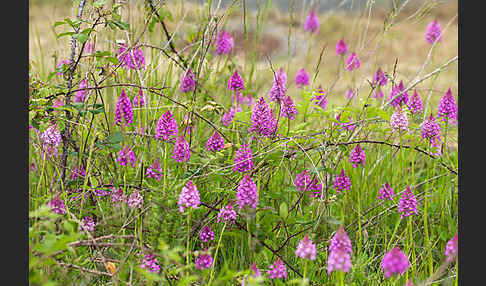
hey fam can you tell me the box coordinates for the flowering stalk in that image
[208,222,227,285]
[186,208,191,274]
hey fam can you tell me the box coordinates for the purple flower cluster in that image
[378,182,394,201]
[234,144,254,173]
[389,81,409,108]
[390,109,409,134]
[215,30,234,55]
[56,59,70,75]
[79,216,95,232]
[304,10,319,33]
[281,95,298,120]
[445,233,458,262]
[334,169,351,194]
[381,247,410,278]
[115,89,133,126]
[269,72,287,103]
[140,254,160,273]
[227,70,245,91]
[71,165,86,180]
[294,170,322,193]
[111,187,125,207]
[117,146,136,168]
[327,226,353,274]
[206,131,225,152]
[421,113,441,144]
[349,144,365,168]
[179,68,196,93]
[407,89,423,114]
[74,79,89,103]
[336,39,348,56]
[41,123,62,158]
[236,174,258,211]
[200,226,215,243]
[127,189,143,209]
[222,106,235,126]
[172,136,191,162]
[398,186,418,219]
[195,252,213,270]
[217,203,237,224]
[249,97,277,138]
[425,19,442,45]
[48,197,66,214]
[438,88,457,124]
[267,258,287,279]
[178,180,201,213]
[251,263,262,277]
[118,44,145,70]
[295,68,309,88]
[372,67,387,98]
[295,235,316,260]
[146,160,163,180]
[311,85,327,110]
[346,52,360,71]
[133,89,145,108]
[156,110,178,141]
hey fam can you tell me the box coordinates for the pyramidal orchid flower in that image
[79,216,95,232]
[206,131,225,152]
[336,39,348,56]
[172,136,190,162]
[133,89,145,108]
[445,233,458,262]
[398,186,418,219]
[74,79,89,103]
[140,254,160,273]
[421,113,441,145]
[127,189,143,209]
[378,182,394,201]
[438,88,457,124]
[222,106,236,126]
[269,72,287,103]
[407,89,423,114]
[48,197,66,214]
[381,247,410,278]
[200,226,215,243]
[251,263,262,277]
[296,234,317,260]
[114,89,133,126]
[349,144,365,168]
[178,180,200,213]
[118,43,145,70]
[227,69,245,91]
[117,146,136,168]
[41,123,62,158]
[372,67,387,98]
[179,68,196,93]
[304,10,319,33]
[425,19,442,45]
[217,203,237,224]
[234,144,254,173]
[267,258,287,279]
[390,108,409,134]
[334,169,351,194]
[195,251,213,270]
[155,110,178,141]
[249,97,277,138]
[389,81,409,108]
[346,52,360,71]
[236,174,258,211]
[146,159,163,180]
[311,85,327,110]
[281,95,298,120]
[215,30,234,55]
[327,226,353,274]
[295,68,309,88]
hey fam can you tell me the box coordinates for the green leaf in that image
[106,131,124,144]
[93,0,105,8]
[279,202,288,219]
[73,33,89,44]
[56,32,75,39]
[53,21,67,28]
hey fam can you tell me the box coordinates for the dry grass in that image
[29,0,457,108]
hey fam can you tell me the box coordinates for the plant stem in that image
[208,222,227,285]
